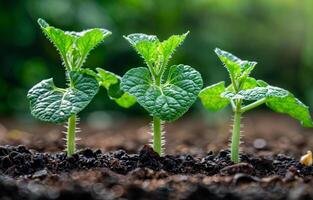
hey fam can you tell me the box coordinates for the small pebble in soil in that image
[253,138,267,149]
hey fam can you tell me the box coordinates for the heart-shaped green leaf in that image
[199,81,230,111]
[27,71,99,123]
[121,64,203,121]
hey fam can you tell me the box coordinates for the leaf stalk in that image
[241,98,266,113]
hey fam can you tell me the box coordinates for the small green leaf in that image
[214,48,257,82]
[199,81,230,111]
[121,65,203,121]
[124,32,188,72]
[266,93,313,127]
[75,29,111,68]
[214,48,242,79]
[96,68,119,89]
[240,77,258,90]
[38,19,74,68]
[96,68,136,108]
[27,71,99,123]
[124,34,158,67]
[114,93,137,108]
[160,32,188,66]
[38,18,111,70]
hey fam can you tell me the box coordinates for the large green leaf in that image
[96,68,136,108]
[38,18,111,70]
[121,64,203,121]
[124,32,188,72]
[239,86,288,101]
[221,84,313,127]
[27,71,99,123]
[198,81,230,111]
[223,86,288,101]
[266,94,313,127]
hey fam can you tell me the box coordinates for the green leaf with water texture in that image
[27,71,99,123]
[121,64,203,121]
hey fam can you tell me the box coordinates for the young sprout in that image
[121,32,203,155]
[27,19,135,157]
[199,48,313,163]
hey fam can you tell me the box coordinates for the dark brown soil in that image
[0,144,312,200]
[0,112,313,200]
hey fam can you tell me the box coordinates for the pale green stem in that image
[151,73,163,155]
[230,100,236,111]
[241,98,266,113]
[67,114,76,157]
[230,98,266,162]
[153,116,162,155]
[231,110,241,163]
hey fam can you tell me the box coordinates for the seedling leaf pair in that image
[38,18,111,70]
[124,32,189,76]
[122,32,202,122]
[121,32,203,155]
[200,48,313,127]
[199,48,312,163]
[28,19,135,157]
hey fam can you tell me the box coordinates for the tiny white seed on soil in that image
[300,150,313,166]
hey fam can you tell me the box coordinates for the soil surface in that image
[0,112,313,200]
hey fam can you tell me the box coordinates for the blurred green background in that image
[1,0,313,121]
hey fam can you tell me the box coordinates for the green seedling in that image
[27,19,135,157]
[199,48,313,163]
[121,32,203,155]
